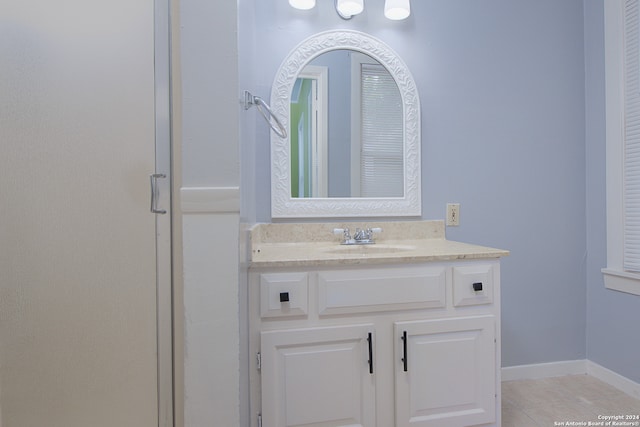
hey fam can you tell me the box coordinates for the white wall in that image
[179,0,241,425]
[182,210,239,426]
[180,0,240,188]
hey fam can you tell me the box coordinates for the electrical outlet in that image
[446,203,460,226]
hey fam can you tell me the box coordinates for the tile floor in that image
[502,375,640,426]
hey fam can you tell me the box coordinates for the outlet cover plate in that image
[447,203,460,226]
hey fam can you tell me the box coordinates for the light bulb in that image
[336,0,364,17]
[289,0,316,10]
[384,0,410,20]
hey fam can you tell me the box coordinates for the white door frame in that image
[298,66,328,198]
[154,0,174,425]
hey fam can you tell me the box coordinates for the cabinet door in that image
[261,324,376,427]
[395,316,496,427]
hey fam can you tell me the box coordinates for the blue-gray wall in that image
[584,1,640,384]
[417,0,587,367]
[240,0,640,374]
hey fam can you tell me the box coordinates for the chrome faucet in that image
[333,227,382,245]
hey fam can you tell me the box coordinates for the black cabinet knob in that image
[472,282,483,292]
[279,292,290,302]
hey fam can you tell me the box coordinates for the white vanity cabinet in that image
[260,323,376,427]
[248,260,502,427]
[395,316,496,427]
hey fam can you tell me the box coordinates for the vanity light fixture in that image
[384,0,411,20]
[289,0,410,21]
[289,0,316,10]
[335,0,364,19]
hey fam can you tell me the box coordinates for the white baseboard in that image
[586,360,640,399]
[502,359,640,400]
[501,360,587,381]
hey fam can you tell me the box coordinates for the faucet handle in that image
[333,228,353,244]
[333,228,351,239]
[362,227,382,242]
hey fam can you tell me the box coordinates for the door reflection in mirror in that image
[291,65,328,197]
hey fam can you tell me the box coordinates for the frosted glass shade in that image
[289,0,316,10]
[384,0,410,20]
[336,0,364,17]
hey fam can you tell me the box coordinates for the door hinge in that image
[256,352,262,372]
[257,413,262,427]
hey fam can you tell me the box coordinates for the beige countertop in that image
[249,221,509,268]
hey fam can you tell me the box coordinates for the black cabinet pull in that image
[472,282,483,292]
[367,333,373,374]
[401,331,408,372]
[279,292,290,302]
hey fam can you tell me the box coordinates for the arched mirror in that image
[270,30,421,218]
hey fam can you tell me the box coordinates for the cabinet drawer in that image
[260,272,308,318]
[318,265,446,315]
[452,264,494,307]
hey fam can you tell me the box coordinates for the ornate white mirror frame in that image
[270,29,421,218]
